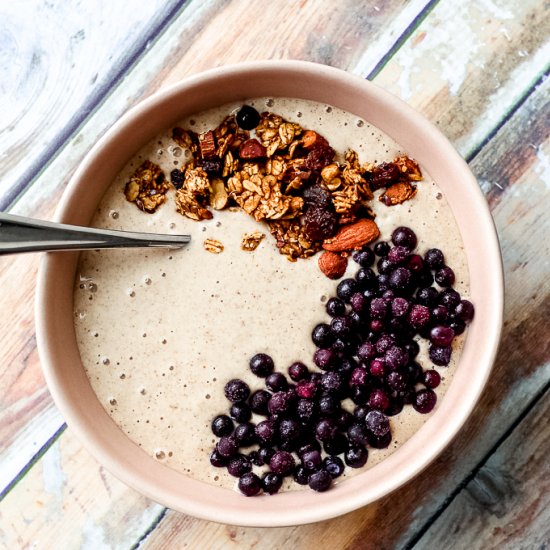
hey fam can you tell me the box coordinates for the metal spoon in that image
[0,212,191,255]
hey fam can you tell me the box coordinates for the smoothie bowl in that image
[36,61,503,526]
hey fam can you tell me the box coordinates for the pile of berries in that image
[210,226,474,496]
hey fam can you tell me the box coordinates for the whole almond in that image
[318,251,348,279]
[323,219,380,252]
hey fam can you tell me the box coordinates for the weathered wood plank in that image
[0,428,164,550]
[374,0,550,158]
[414,391,550,550]
[0,0,421,492]
[0,0,185,209]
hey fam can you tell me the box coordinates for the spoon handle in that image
[0,212,191,255]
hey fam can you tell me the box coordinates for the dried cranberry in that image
[302,184,332,209]
[371,162,400,189]
[306,145,335,172]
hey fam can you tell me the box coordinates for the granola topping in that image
[241,231,266,252]
[203,238,224,254]
[124,160,170,213]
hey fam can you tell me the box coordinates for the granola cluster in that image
[123,105,423,274]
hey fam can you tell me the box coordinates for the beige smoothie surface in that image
[74,97,469,491]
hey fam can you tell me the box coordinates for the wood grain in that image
[415,392,550,550]
[0,0,549,547]
[0,0,184,209]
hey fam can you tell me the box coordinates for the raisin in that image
[370,162,401,190]
[198,156,222,177]
[303,205,338,241]
[306,146,335,173]
[302,185,332,209]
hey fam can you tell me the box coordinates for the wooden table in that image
[1,1,548,548]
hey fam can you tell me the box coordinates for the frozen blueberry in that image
[230,402,252,423]
[308,469,332,492]
[210,449,228,467]
[357,341,376,363]
[278,419,300,442]
[227,455,252,477]
[238,472,262,496]
[392,297,410,318]
[388,245,410,265]
[301,449,322,471]
[406,254,424,273]
[352,247,375,267]
[296,380,318,399]
[429,344,452,366]
[369,358,386,378]
[335,409,354,430]
[370,297,388,319]
[416,287,439,307]
[389,267,412,293]
[330,316,353,339]
[211,414,234,437]
[365,410,390,437]
[348,422,369,445]
[413,389,437,413]
[424,248,445,269]
[249,389,271,415]
[386,370,408,392]
[296,399,317,425]
[404,340,420,359]
[326,297,346,317]
[255,420,277,445]
[337,278,358,302]
[391,227,417,250]
[367,431,392,449]
[431,305,449,323]
[312,323,334,347]
[439,288,461,309]
[384,345,407,371]
[350,367,369,387]
[368,389,390,411]
[258,446,275,465]
[224,379,250,403]
[315,418,338,442]
[323,456,345,478]
[435,266,455,287]
[233,423,257,446]
[288,361,309,382]
[356,267,377,290]
[318,394,340,416]
[270,451,296,476]
[265,372,289,392]
[408,304,431,329]
[313,348,336,371]
[374,241,390,257]
[293,465,310,485]
[450,318,466,335]
[345,444,368,468]
[430,325,455,347]
[249,353,274,377]
[268,391,293,415]
[262,472,283,495]
[350,292,368,313]
[236,105,261,130]
[423,369,441,389]
[455,299,475,322]
[217,436,239,458]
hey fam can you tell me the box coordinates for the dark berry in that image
[416,287,439,307]
[431,305,449,323]
[423,369,441,389]
[406,254,424,273]
[249,353,274,377]
[337,278,358,302]
[312,323,334,347]
[388,245,410,265]
[392,297,410,317]
[236,105,261,130]
[370,297,388,319]
[369,389,390,411]
[368,431,392,449]
[455,299,475,322]
[348,422,369,445]
[386,370,408,391]
[369,358,386,378]
[265,372,288,392]
[405,340,420,359]
[255,420,277,445]
[318,394,340,416]
[374,241,390,257]
[391,227,417,250]
[296,399,317,424]
[377,257,393,274]
[217,436,238,458]
[262,472,283,495]
[288,362,308,382]
[435,266,455,287]
[376,334,395,355]
[248,450,263,467]
[345,444,368,468]
[308,469,332,492]
[326,297,346,317]
[230,402,252,423]
[199,156,222,176]
[270,451,295,476]
[384,345,407,370]
[350,367,369,386]
[354,405,371,421]
[303,205,338,241]
[238,472,261,496]
[268,391,292,415]
[389,267,412,293]
[315,419,338,442]
[279,419,300,442]
[298,440,322,457]
[313,348,336,371]
[408,304,431,329]
[424,248,445,269]
[224,379,250,402]
[258,446,275,465]
[330,316,353,338]
[324,433,348,455]
[439,288,461,309]
[320,371,345,395]
[227,455,252,477]
[350,292,368,313]
[357,341,376,363]
[416,267,435,287]
[429,345,452,366]
[385,398,404,416]
[170,168,185,189]
[430,325,455,347]
[323,456,345,478]
[353,248,375,267]
[407,361,424,383]
[294,465,310,485]
[306,143,336,173]
[335,410,354,430]
[302,449,322,471]
[356,267,377,290]
[350,385,371,405]
[211,414,233,437]
[413,389,437,413]
[449,318,466,335]
[233,423,257,446]
[365,410,390,437]
[249,389,271,415]
[296,380,317,399]
[210,449,228,467]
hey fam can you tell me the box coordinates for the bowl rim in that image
[36,59,504,526]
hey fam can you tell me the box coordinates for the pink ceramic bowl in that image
[36,61,503,526]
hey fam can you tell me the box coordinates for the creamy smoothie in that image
[74,98,469,491]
